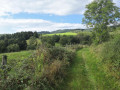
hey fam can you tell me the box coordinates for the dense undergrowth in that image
[0,44,83,90]
[91,34,120,86]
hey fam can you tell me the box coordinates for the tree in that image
[41,36,55,47]
[27,36,37,50]
[0,40,6,53]
[59,36,68,46]
[83,0,120,44]
[33,31,39,38]
[7,44,20,52]
[52,35,60,42]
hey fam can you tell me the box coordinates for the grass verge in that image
[58,49,94,90]
[59,48,120,90]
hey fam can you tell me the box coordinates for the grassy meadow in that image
[0,50,33,64]
[43,32,77,36]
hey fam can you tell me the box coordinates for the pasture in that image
[0,50,33,64]
[43,32,77,36]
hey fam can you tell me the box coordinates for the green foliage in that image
[102,35,120,70]
[33,31,39,38]
[77,33,92,45]
[52,35,60,42]
[82,48,120,90]
[41,36,55,47]
[7,44,20,52]
[0,31,39,53]
[0,40,7,53]
[59,34,91,46]
[0,45,76,90]
[59,36,69,46]
[83,0,120,44]
[27,36,37,50]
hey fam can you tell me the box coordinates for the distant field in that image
[0,50,33,63]
[43,32,77,36]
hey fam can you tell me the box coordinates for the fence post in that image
[1,55,7,66]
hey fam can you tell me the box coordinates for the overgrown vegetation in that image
[100,35,120,80]
[90,28,120,88]
[0,0,120,89]
[41,33,91,47]
[0,44,77,90]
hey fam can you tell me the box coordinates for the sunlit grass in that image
[43,32,77,36]
[58,48,120,90]
[0,50,33,64]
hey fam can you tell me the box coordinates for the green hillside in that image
[43,32,77,36]
[0,50,33,64]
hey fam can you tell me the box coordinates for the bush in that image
[0,45,76,90]
[7,44,20,52]
[102,35,120,70]
[41,36,55,47]
[77,33,92,45]
[27,36,37,50]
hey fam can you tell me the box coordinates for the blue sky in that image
[11,13,84,23]
[0,0,119,34]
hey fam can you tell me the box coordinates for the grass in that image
[82,48,120,90]
[55,43,61,47]
[43,32,77,36]
[0,50,33,64]
[58,49,94,90]
[58,48,120,90]
[77,31,92,35]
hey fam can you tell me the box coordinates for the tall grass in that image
[101,35,120,80]
[0,45,76,90]
[82,48,120,90]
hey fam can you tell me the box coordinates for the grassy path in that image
[58,49,94,90]
[59,48,120,90]
[82,48,120,90]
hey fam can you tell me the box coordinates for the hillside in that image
[0,29,120,89]
[37,28,93,35]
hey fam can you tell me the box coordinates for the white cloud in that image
[0,19,86,34]
[0,0,119,34]
[114,0,120,7]
[0,0,119,16]
[0,0,93,16]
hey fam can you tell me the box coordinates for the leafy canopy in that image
[83,0,120,43]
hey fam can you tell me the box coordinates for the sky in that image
[0,0,120,34]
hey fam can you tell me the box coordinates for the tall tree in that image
[83,0,120,44]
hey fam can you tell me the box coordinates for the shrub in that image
[0,45,76,90]
[41,36,55,47]
[102,35,120,71]
[27,36,37,50]
[7,44,20,52]
[77,33,92,45]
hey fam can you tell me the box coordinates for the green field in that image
[43,32,77,36]
[0,50,33,64]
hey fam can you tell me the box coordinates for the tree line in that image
[0,31,39,53]
[41,33,91,47]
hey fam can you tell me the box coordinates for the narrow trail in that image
[59,48,120,90]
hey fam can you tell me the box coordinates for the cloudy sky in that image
[0,0,119,34]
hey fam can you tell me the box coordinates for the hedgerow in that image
[0,44,76,90]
